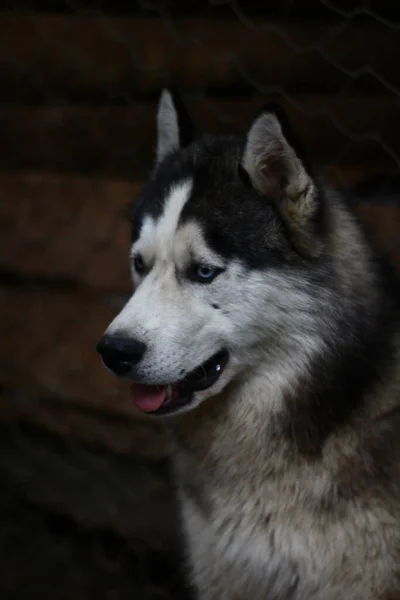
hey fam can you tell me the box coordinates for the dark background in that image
[0,1,399,598]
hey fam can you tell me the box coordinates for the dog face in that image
[97,90,330,417]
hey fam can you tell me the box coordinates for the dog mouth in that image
[129,350,229,416]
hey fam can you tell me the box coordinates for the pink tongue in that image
[130,383,168,413]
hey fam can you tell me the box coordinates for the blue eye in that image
[197,266,215,280]
[190,264,224,284]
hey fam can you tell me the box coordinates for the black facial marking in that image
[177,137,298,269]
[211,303,220,310]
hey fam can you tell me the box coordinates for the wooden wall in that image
[1,0,400,458]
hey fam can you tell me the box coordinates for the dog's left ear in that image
[242,107,323,257]
[156,88,196,163]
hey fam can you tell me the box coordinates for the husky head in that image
[97,90,331,417]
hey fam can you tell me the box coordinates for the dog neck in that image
[169,308,399,469]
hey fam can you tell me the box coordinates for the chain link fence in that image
[0,1,399,598]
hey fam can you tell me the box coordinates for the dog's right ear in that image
[156,89,196,163]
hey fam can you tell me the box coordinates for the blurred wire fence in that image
[0,1,399,598]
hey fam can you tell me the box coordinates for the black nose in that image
[96,334,147,376]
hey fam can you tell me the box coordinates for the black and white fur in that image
[99,89,400,599]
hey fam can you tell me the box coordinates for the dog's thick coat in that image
[99,90,400,599]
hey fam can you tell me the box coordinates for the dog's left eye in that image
[133,253,146,276]
[189,264,224,284]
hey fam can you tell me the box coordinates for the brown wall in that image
[0,6,399,596]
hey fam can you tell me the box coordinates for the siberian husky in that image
[97,90,400,599]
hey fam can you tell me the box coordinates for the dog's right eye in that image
[133,253,146,276]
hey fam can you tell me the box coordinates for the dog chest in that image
[172,448,323,599]
[179,479,323,599]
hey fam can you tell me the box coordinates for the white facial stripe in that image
[173,221,225,268]
[156,180,193,256]
[132,179,193,261]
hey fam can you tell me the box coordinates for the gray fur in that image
[100,90,400,600]
[156,89,180,163]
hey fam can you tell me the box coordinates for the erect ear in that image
[242,107,323,257]
[156,88,196,163]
